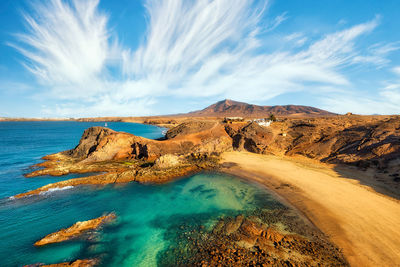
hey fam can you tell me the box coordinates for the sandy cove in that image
[219,151,400,267]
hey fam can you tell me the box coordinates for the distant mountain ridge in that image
[186,99,335,117]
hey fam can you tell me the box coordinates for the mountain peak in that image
[187,100,335,117]
[217,99,241,106]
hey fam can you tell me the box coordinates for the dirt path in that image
[220,151,400,267]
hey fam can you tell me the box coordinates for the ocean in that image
[0,121,284,266]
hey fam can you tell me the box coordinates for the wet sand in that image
[220,151,400,267]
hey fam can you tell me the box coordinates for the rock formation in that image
[158,212,348,266]
[35,259,98,267]
[14,115,400,198]
[15,122,231,198]
[34,213,116,246]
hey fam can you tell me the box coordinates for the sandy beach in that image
[220,151,400,267]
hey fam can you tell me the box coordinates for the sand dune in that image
[220,151,400,267]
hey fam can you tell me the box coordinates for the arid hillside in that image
[186,99,336,117]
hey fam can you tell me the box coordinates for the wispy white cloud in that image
[284,32,307,46]
[321,95,400,115]
[267,12,288,31]
[393,66,400,76]
[10,0,400,116]
[378,66,400,108]
[40,97,156,118]
[11,0,109,89]
[352,41,400,67]
[122,1,382,102]
[321,65,400,115]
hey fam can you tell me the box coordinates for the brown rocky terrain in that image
[27,259,98,267]
[34,213,116,246]
[224,115,400,196]
[15,114,400,198]
[15,122,230,198]
[158,209,348,266]
[13,113,400,266]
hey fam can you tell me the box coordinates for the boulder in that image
[154,154,181,169]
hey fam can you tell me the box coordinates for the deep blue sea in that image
[0,121,283,266]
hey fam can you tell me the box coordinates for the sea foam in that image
[39,186,74,195]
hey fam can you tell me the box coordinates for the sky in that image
[0,0,399,118]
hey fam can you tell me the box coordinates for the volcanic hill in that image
[186,99,336,117]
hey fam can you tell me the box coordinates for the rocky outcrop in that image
[35,259,98,267]
[34,213,116,246]
[262,116,400,165]
[16,122,231,198]
[62,122,231,163]
[165,121,216,139]
[154,154,181,169]
[66,127,116,159]
[225,116,400,194]
[225,122,274,153]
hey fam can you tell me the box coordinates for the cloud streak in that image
[12,0,109,91]
[10,0,400,116]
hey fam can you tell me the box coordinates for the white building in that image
[253,118,272,127]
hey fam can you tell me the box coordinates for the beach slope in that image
[220,151,400,267]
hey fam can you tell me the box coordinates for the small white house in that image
[253,118,272,127]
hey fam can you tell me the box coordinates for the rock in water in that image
[34,213,116,246]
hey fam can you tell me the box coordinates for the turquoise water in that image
[0,122,284,266]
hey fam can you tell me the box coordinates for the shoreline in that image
[219,151,400,267]
[6,116,400,265]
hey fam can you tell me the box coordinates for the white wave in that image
[39,186,74,195]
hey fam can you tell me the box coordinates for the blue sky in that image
[0,0,399,117]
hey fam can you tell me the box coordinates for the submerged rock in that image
[157,212,349,266]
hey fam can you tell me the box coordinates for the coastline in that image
[6,117,400,266]
[219,151,400,266]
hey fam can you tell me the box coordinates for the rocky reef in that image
[31,259,98,267]
[34,213,116,246]
[157,208,348,266]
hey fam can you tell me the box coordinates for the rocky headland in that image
[15,121,230,198]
